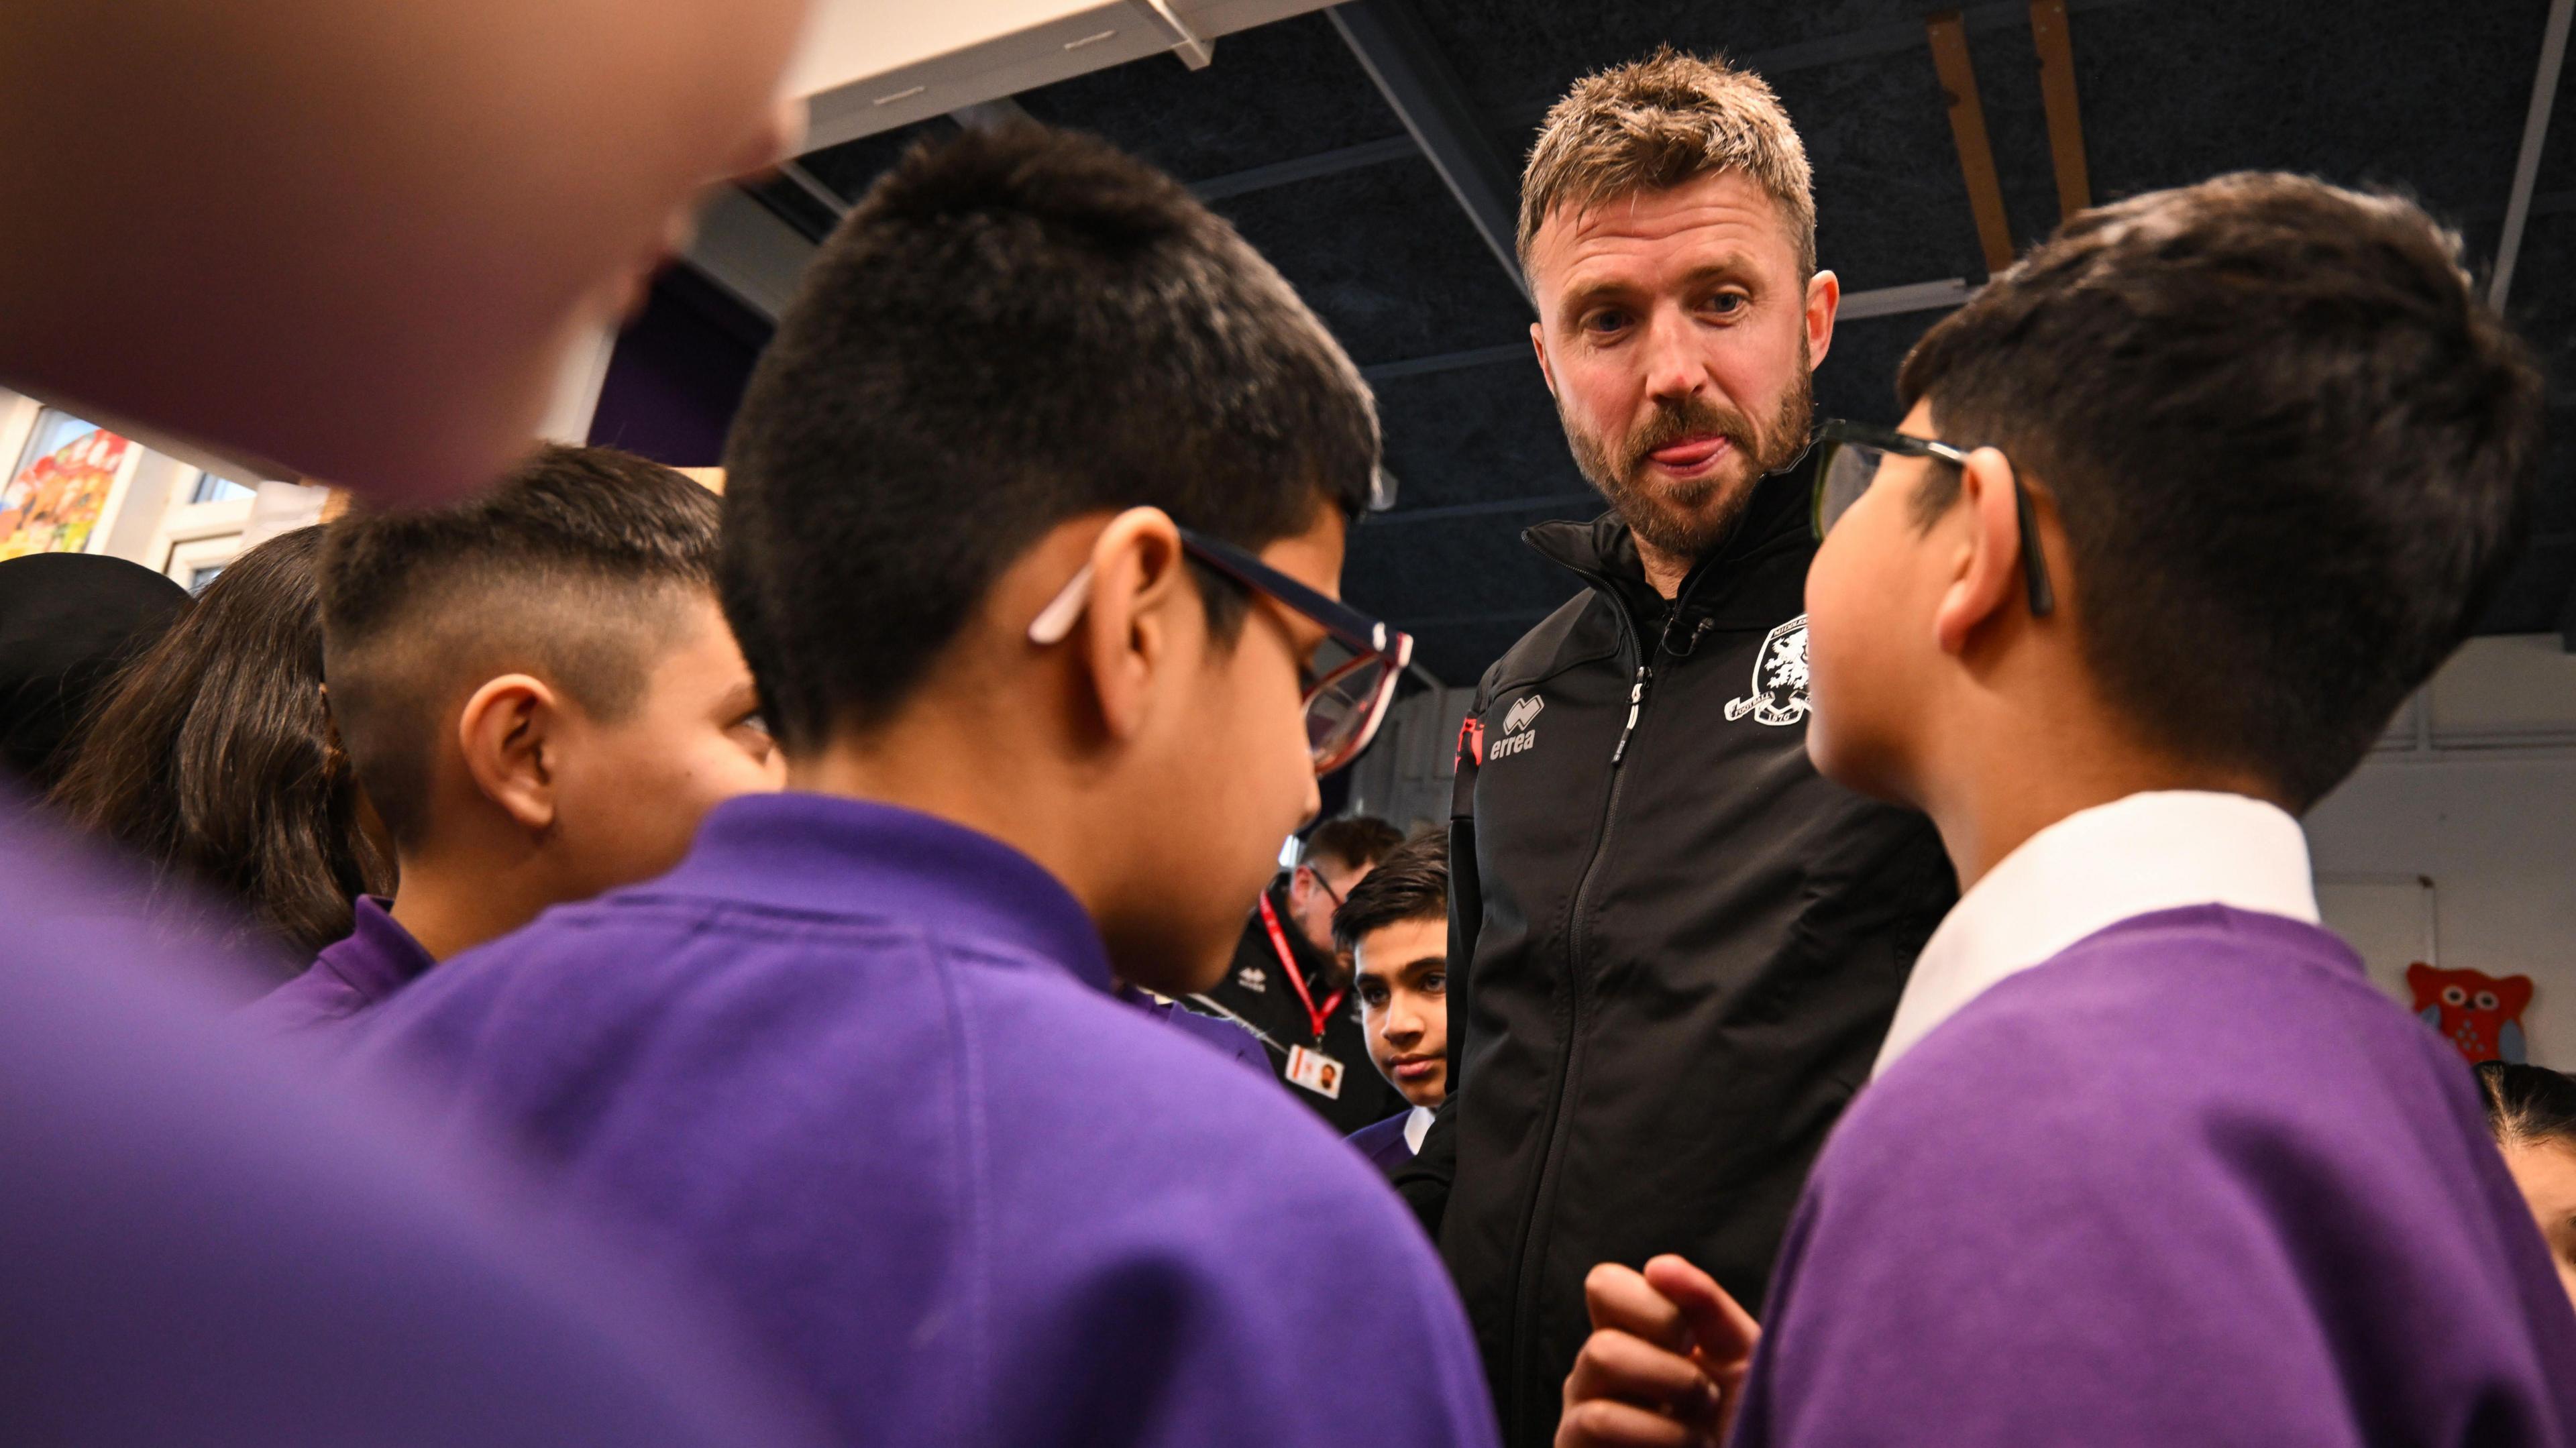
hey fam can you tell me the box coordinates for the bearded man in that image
[1401,51,1960,1445]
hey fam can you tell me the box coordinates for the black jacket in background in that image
[1193,879,1407,1136]
[1434,463,1957,1445]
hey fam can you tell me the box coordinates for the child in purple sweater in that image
[1559,173,2576,1447]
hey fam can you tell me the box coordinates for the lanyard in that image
[1256,893,1345,1042]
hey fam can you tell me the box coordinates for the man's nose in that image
[1640,307,1707,404]
[1385,1004,1423,1045]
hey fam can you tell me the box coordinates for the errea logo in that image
[1490,692,1542,760]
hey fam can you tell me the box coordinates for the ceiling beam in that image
[1927,10,2017,276]
[1193,135,1419,201]
[2028,0,2092,219]
[2493,0,2575,309]
[776,160,854,219]
[1361,342,1528,384]
[1364,492,1597,525]
[1327,0,1531,305]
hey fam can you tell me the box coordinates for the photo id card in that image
[1286,1044,1345,1099]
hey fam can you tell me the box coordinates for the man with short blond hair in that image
[1416,49,1954,1443]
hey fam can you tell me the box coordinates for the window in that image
[193,473,258,505]
[186,564,226,593]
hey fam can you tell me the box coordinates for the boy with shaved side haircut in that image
[1559,175,2576,1447]
[246,445,781,1034]
[337,125,1497,1448]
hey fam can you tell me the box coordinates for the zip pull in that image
[1610,663,1652,766]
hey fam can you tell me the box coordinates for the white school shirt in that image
[1872,790,2321,1077]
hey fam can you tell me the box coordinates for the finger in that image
[1555,1397,1721,1448]
[1643,1254,1760,1365]
[1563,1329,1719,1422]
[1582,1262,1690,1352]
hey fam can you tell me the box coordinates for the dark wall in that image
[587,265,771,468]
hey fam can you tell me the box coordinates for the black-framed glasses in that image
[1813,419,2055,618]
[1026,524,1415,776]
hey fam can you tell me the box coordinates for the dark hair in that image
[1301,814,1406,876]
[719,121,1380,750]
[321,443,720,846]
[1332,828,1448,956]
[2477,1061,2576,1152]
[49,527,393,962]
[0,553,189,788]
[1896,173,2542,810]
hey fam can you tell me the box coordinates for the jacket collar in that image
[314,895,435,1005]
[649,792,1114,995]
[1524,443,1817,636]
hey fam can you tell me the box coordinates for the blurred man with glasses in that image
[1413,50,1957,1445]
[1192,813,1409,1133]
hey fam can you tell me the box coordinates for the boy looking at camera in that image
[1337,830,1452,1172]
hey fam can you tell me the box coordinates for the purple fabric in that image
[1120,984,1269,1076]
[1735,906,2576,1447]
[241,895,433,1035]
[1348,1111,1414,1172]
[337,792,1499,1448]
[0,797,820,1448]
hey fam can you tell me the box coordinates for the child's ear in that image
[455,674,561,834]
[1931,447,2028,656]
[1076,507,1188,747]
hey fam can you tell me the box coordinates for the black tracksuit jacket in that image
[1427,463,1957,1445]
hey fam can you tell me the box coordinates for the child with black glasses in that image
[335,122,1491,1448]
[1559,173,2576,1448]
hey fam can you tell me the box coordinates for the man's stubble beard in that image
[1561,342,1815,564]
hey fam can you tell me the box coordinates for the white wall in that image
[2307,635,2576,1070]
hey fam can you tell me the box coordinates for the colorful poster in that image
[0,414,131,560]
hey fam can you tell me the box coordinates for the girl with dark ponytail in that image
[50,525,393,968]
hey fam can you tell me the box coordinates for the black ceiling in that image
[743,0,2576,685]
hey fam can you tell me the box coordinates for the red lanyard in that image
[1256,893,1345,1042]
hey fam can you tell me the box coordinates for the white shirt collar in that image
[1872,790,2320,1078]
[1403,1105,1436,1155]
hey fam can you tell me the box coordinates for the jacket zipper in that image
[1609,663,1652,766]
[1502,601,1660,1436]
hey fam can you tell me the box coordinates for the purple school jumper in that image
[1734,906,2576,1447]
[0,797,818,1448]
[1118,982,1269,1075]
[1348,1110,1416,1172]
[241,895,433,1035]
[339,792,1500,1448]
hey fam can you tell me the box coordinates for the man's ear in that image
[1286,863,1317,909]
[1931,448,2027,657]
[455,673,561,834]
[1075,507,1191,748]
[1529,322,1557,400]
[1804,270,1841,370]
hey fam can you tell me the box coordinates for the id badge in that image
[1285,1044,1345,1099]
